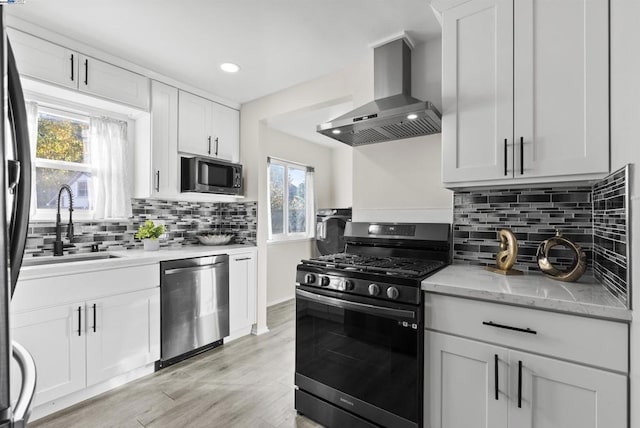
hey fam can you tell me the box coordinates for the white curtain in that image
[306,167,315,238]
[90,117,132,218]
[25,101,38,218]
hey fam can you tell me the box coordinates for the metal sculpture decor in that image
[485,229,523,275]
[536,230,587,282]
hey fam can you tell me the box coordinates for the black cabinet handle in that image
[234,257,251,261]
[84,59,88,85]
[504,139,508,176]
[92,303,96,333]
[155,170,160,192]
[518,360,523,408]
[215,137,219,156]
[77,306,82,336]
[70,54,74,81]
[208,136,212,155]
[520,136,524,175]
[482,321,537,335]
[494,354,499,400]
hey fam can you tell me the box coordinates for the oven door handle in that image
[296,289,416,321]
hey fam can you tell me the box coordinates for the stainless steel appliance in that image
[317,38,441,146]
[180,156,243,195]
[1,4,38,427]
[158,255,230,368]
[295,222,451,428]
[315,208,351,256]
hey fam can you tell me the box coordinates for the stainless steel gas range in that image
[294,222,451,428]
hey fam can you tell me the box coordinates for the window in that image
[34,107,93,214]
[267,158,314,240]
[27,101,132,220]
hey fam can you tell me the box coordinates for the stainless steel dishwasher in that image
[158,254,229,368]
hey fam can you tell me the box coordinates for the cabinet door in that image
[11,303,86,406]
[442,0,514,183]
[86,288,160,386]
[78,54,150,110]
[426,331,508,428]
[151,81,179,196]
[178,90,213,156]
[514,0,609,178]
[508,350,627,428]
[8,28,78,89]
[229,253,257,335]
[211,102,240,162]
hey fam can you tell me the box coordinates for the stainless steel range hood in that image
[317,38,441,146]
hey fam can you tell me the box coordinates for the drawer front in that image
[424,293,628,373]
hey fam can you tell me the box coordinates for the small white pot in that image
[143,239,160,251]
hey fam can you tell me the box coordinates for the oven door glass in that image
[295,287,421,423]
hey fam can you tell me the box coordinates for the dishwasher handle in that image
[164,262,226,276]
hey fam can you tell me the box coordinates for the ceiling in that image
[6,0,442,106]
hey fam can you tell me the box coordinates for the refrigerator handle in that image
[7,40,32,297]
[11,341,36,428]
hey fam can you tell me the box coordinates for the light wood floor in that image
[30,300,322,428]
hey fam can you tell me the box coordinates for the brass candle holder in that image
[485,229,523,275]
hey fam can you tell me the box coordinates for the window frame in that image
[31,105,95,221]
[267,157,315,242]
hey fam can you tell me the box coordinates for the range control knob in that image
[386,287,400,300]
[343,280,354,291]
[304,274,316,284]
[320,276,331,287]
[368,284,380,296]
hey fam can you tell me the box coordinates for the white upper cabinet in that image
[178,90,214,157]
[8,28,78,89]
[8,28,150,111]
[178,90,239,163]
[442,0,609,186]
[78,54,150,111]
[150,80,179,196]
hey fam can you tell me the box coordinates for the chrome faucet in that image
[53,184,75,256]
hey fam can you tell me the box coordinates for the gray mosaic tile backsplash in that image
[592,166,629,306]
[453,165,630,308]
[454,186,593,272]
[25,199,257,257]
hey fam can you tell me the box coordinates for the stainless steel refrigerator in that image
[0,3,37,427]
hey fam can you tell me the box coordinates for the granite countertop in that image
[422,264,631,322]
[18,244,257,281]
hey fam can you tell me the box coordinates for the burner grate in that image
[302,254,445,278]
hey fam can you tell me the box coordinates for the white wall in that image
[264,127,335,305]
[240,56,371,333]
[610,1,640,425]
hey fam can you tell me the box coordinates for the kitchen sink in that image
[21,253,121,267]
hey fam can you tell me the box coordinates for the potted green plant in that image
[135,220,166,251]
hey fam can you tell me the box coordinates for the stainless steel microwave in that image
[180,156,243,195]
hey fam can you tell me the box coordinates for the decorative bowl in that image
[196,234,233,246]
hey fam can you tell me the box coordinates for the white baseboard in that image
[251,324,270,336]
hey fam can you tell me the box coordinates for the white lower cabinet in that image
[11,287,160,407]
[86,288,160,386]
[427,332,627,428]
[11,302,86,406]
[229,252,257,337]
[425,294,628,428]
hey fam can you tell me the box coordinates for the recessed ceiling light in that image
[407,113,418,120]
[332,129,341,135]
[220,63,240,73]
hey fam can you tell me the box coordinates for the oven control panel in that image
[296,270,420,305]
